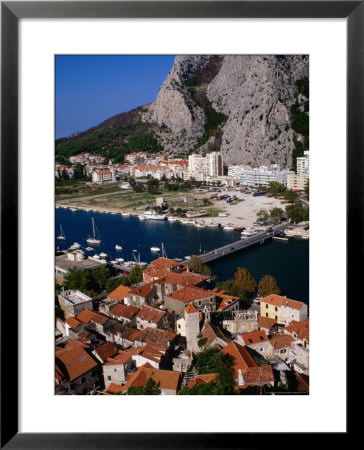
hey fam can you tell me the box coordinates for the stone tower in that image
[185,304,200,355]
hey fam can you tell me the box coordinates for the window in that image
[275,315,277,320]
[266,304,268,309]
[281,349,286,354]
[275,307,277,312]
[114,369,117,372]
[81,377,86,383]
[266,313,268,317]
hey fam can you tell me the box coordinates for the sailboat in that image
[86,217,101,245]
[57,225,66,241]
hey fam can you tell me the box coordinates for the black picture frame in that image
[1,1,355,448]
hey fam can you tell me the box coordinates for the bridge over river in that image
[182,223,291,265]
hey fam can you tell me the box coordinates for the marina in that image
[56,208,309,303]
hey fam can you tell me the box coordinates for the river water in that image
[55,208,309,304]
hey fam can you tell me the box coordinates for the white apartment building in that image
[188,152,223,179]
[228,164,294,187]
[296,151,310,175]
[207,152,223,176]
[92,169,116,184]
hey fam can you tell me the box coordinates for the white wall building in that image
[230,165,294,187]
[296,151,310,175]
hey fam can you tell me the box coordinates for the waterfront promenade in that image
[183,223,290,264]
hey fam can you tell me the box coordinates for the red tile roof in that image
[185,304,199,314]
[240,330,268,346]
[136,305,165,324]
[135,327,176,347]
[108,365,180,393]
[108,285,132,301]
[129,283,154,298]
[241,366,275,386]
[76,309,109,324]
[285,319,309,343]
[260,294,305,311]
[55,341,98,382]
[215,290,240,311]
[162,272,209,286]
[65,317,80,329]
[110,304,140,320]
[94,342,117,362]
[222,341,257,380]
[186,373,218,388]
[269,334,295,350]
[168,286,213,304]
[258,316,277,329]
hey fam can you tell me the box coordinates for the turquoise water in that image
[56,208,309,303]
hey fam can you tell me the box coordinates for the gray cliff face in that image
[144,56,209,149]
[144,55,309,168]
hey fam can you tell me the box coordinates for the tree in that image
[285,201,309,223]
[147,178,159,195]
[234,267,257,296]
[284,189,298,203]
[269,207,284,224]
[187,255,212,276]
[258,275,281,297]
[65,268,92,292]
[256,209,270,223]
[128,265,144,284]
[195,348,235,387]
[215,279,247,307]
[268,181,286,194]
[133,183,145,193]
[91,267,111,290]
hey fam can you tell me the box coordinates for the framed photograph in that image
[1,0,355,447]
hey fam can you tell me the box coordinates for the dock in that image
[182,223,290,265]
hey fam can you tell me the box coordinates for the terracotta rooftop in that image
[55,341,98,382]
[260,294,305,311]
[109,365,181,393]
[135,327,176,347]
[136,305,165,324]
[168,286,214,303]
[269,334,295,350]
[104,349,138,366]
[215,290,240,311]
[94,342,117,363]
[76,309,109,325]
[241,366,275,386]
[105,323,140,341]
[110,304,140,320]
[200,322,229,349]
[108,285,132,301]
[258,316,277,329]
[129,283,154,297]
[222,341,257,380]
[65,317,81,329]
[185,304,199,314]
[150,257,185,271]
[162,272,209,287]
[240,330,269,346]
[284,319,309,343]
[186,373,218,388]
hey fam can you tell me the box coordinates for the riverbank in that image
[56,188,288,229]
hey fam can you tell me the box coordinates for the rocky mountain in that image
[56,55,309,170]
[145,55,309,169]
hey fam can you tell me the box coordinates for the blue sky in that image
[55,55,175,139]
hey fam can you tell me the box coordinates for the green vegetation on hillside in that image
[55,123,163,163]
